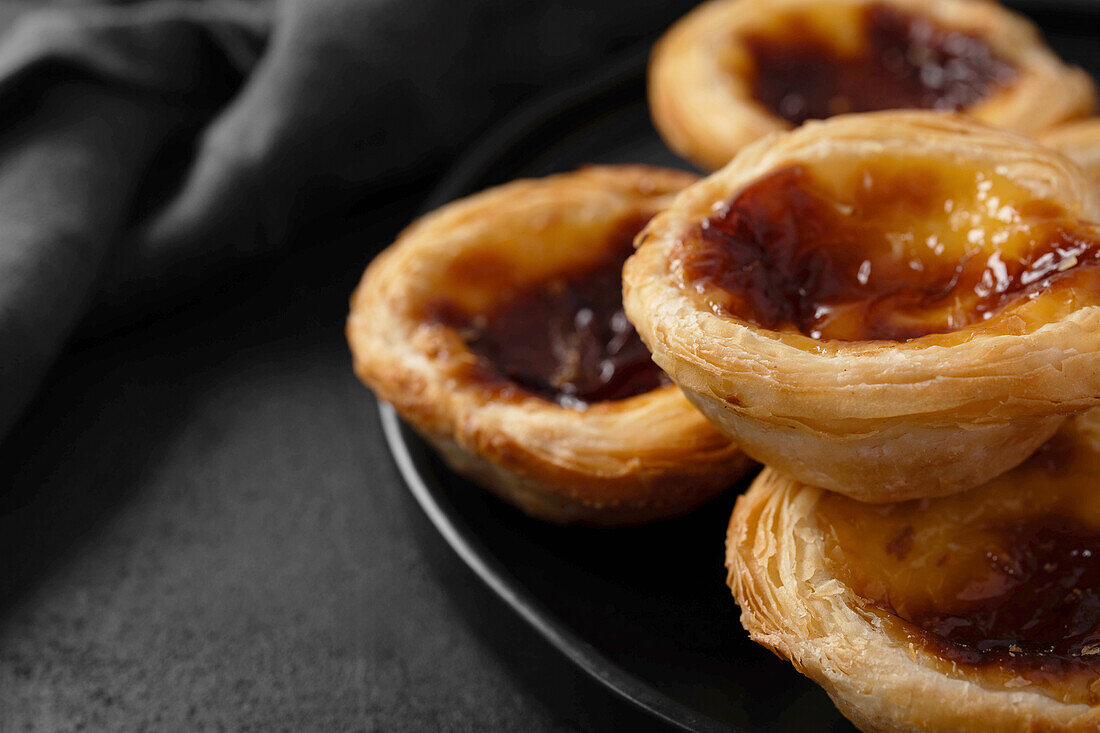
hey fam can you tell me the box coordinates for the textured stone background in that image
[0,217,672,732]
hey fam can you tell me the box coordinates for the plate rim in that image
[379,404,737,733]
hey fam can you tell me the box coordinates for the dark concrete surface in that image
[0,212,672,732]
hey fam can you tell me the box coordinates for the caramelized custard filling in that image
[818,428,1100,703]
[743,3,1017,125]
[909,517,1099,660]
[426,217,667,408]
[675,157,1100,341]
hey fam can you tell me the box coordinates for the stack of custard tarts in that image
[349,0,1099,728]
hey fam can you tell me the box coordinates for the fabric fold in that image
[0,0,694,443]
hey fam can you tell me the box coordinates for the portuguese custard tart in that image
[347,165,753,526]
[1038,119,1100,187]
[623,111,1100,501]
[726,408,1100,732]
[649,0,1097,170]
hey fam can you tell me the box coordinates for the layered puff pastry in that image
[726,408,1100,732]
[623,111,1100,502]
[348,165,753,526]
[649,0,1096,170]
[1038,119,1100,187]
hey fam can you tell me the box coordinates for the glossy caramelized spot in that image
[676,159,1100,341]
[425,216,668,408]
[744,3,1016,125]
[910,517,1099,663]
[818,423,1100,703]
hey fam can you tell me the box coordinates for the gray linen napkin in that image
[0,0,691,441]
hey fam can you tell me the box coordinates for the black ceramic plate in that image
[382,12,1100,732]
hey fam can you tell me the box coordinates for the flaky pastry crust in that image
[623,112,1100,501]
[649,0,1096,170]
[348,165,753,526]
[1037,119,1100,187]
[725,409,1100,733]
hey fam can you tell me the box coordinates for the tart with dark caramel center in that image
[624,112,1100,501]
[649,0,1096,170]
[726,409,1100,731]
[348,165,753,526]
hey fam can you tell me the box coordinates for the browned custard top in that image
[674,155,1100,341]
[818,421,1100,704]
[743,3,1017,125]
[426,217,667,408]
[909,517,1099,660]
